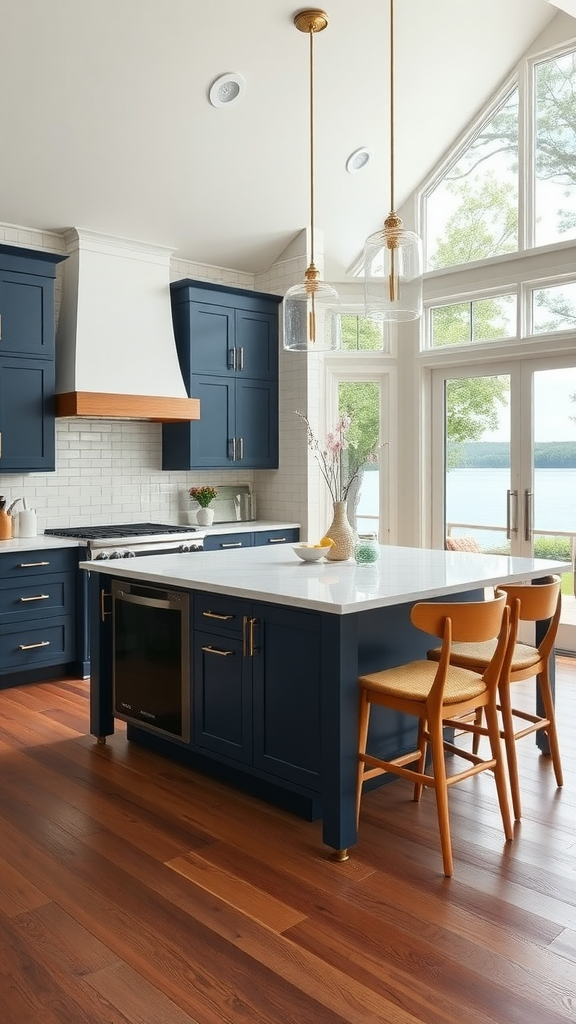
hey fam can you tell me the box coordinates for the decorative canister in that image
[354,533,379,564]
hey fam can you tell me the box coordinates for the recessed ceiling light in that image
[208,72,246,108]
[346,147,371,173]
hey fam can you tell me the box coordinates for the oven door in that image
[112,580,190,742]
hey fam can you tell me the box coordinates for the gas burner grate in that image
[44,523,196,540]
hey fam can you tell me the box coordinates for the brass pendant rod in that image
[309,25,316,267]
[389,0,395,214]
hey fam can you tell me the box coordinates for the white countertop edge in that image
[0,536,84,553]
[80,546,572,615]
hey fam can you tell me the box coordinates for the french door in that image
[431,355,576,651]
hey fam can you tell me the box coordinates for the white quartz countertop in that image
[81,544,572,615]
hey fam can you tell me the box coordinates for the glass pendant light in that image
[362,0,423,322]
[282,9,341,352]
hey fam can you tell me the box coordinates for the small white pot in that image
[196,506,215,526]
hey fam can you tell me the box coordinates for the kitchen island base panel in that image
[125,723,323,822]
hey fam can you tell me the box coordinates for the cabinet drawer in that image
[0,547,77,578]
[194,593,248,637]
[0,572,73,624]
[202,532,254,551]
[0,616,75,670]
[253,529,299,546]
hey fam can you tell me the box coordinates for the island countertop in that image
[81,544,572,615]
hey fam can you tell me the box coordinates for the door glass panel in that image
[444,374,511,552]
[533,367,576,636]
[338,381,381,535]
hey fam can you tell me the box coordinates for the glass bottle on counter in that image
[354,533,379,564]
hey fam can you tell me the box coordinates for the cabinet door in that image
[187,301,235,376]
[235,309,278,380]
[0,358,55,471]
[162,374,234,470]
[194,630,252,762]
[252,604,321,790]
[0,270,55,357]
[235,379,278,469]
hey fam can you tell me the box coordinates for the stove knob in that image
[124,549,136,558]
[94,550,110,560]
[180,542,191,552]
[109,550,123,559]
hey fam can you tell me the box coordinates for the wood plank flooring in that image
[0,661,575,1024]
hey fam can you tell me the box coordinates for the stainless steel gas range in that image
[44,522,206,560]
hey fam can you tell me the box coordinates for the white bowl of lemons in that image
[292,537,334,561]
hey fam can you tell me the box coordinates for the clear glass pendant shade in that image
[282,266,341,352]
[363,213,423,322]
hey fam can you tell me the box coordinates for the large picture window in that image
[423,42,576,273]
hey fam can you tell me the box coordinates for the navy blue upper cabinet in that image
[0,245,66,473]
[162,279,281,470]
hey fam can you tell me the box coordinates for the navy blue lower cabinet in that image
[252,604,321,790]
[193,629,252,763]
[191,595,321,790]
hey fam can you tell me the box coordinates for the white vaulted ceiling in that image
[0,0,569,279]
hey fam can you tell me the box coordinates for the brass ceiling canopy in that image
[293,9,328,34]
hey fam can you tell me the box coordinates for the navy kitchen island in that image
[84,544,570,857]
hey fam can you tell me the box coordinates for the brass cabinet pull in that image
[101,589,112,621]
[19,594,50,602]
[237,437,244,460]
[221,542,242,548]
[267,537,286,544]
[229,437,237,461]
[201,645,234,657]
[18,561,50,568]
[19,640,51,650]
[237,347,244,371]
[242,615,259,657]
[202,610,234,620]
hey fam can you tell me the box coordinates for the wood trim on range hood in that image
[55,392,200,422]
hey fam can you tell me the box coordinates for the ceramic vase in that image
[196,506,215,526]
[325,501,355,561]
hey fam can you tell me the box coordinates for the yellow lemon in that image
[320,536,334,547]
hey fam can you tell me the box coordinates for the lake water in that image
[356,467,576,540]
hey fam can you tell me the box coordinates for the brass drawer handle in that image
[267,537,286,543]
[18,561,50,568]
[19,640,51,650]
[202,611,234,620]
[221,542,242,548]
[201,645,234,657]
[19,594,50,602]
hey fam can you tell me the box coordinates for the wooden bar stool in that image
[428,575,562,820]
[357,592,513,877]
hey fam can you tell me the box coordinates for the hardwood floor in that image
[1,661,575,1024]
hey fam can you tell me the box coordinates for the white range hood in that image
[55,229,199,421]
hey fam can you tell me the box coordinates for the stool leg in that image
[499,680,522,820]
[356,689,371,826]
[429,715,453,878]
[537,668,564,787]
[485,700,513,841]
[413,717,427,802]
